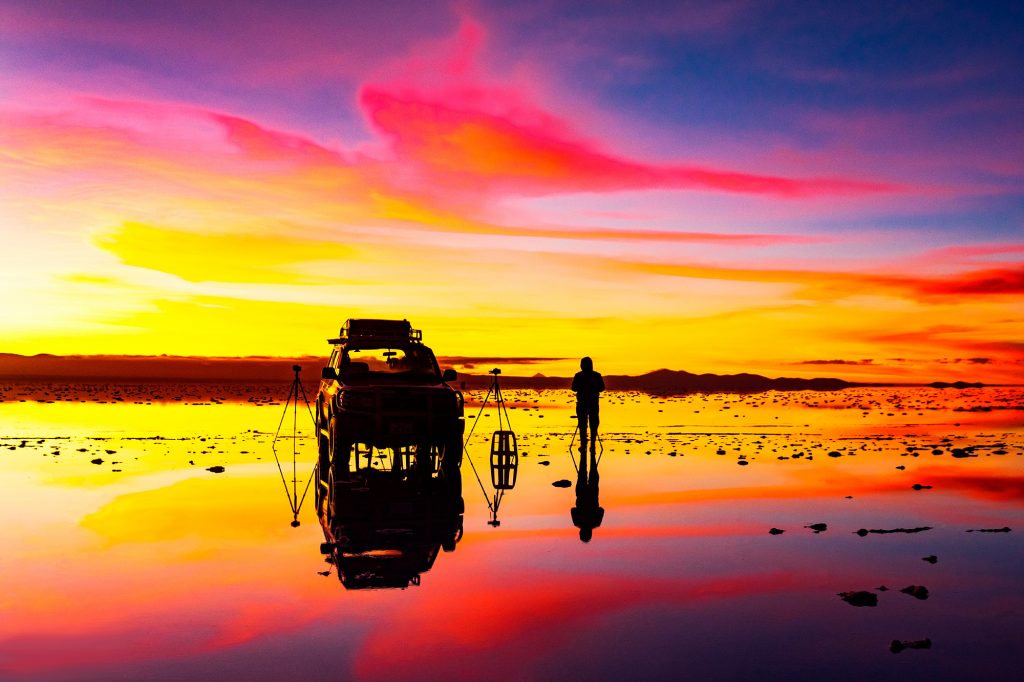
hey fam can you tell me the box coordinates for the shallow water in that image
[1,386,1022,680]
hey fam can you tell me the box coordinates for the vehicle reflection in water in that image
[315,442,464,590]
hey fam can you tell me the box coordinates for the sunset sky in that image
[1,1,1021,381]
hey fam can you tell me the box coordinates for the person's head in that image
[580,356,593,372]
[579,527,593,543]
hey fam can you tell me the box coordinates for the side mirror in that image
[442,368,457,382]
[321,367,337,380]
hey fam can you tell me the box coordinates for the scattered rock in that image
[966,527,1011,533]
[805,523,827,533]
[317,570,331,577]
[90,458,103,465]
[900,585,929,600]
[896,465,906,470]
[768,528,785,535]
[737,460,749,466]
[890,638,931,654]
[911,483,932,490]
[828,451,842,457]
[552,479,571,488]
[206,465,226,473]
[838,590,878,607]
[922,555,937,564]
[856,526,932,536]
[538,460,550,466]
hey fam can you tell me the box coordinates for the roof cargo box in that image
[329,319,421,345]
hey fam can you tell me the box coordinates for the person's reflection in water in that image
[572,447,603,542]
[571,356,604,454]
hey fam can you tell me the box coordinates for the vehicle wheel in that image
[441,425,463,478]
[317,403,330,458]
[413,442,433,479]
[328,416,352,478]
[325,461,336,521]
[316,411,331,511]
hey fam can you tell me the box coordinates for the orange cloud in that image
[96,222,356,284]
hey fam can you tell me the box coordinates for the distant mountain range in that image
[0,354,988,392]
[458,368,858,392]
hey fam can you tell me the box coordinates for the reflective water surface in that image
[1,386,1022,680]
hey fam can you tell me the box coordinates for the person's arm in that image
[597,373,605,393]
[571,372,579,393]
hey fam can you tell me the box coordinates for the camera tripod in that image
[462,368,518,527]
[272,364,318,527]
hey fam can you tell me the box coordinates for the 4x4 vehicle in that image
[315,319,464,485]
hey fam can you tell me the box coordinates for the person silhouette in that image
[571,356,604,453]
[571,447,603,542]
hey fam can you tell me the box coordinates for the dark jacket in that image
[572,370,604,408]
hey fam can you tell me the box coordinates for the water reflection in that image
[316,460,464,590]
[572,446,604,542]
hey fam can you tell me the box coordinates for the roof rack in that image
[327,318,422,345]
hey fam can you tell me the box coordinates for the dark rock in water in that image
[895,465,906,470]
[911,483,932,490]
[317,570,331,576]
[900,585,929,600]
[538,460,550,466]
[805,523,827,533]
[769,528,785,535]
[838,590,878,607]
[827,451,842,457]
[922,555,938,564]
[90,458,103,465]
[737,460,749,466]
[966,527,1011,533]
[552,479,571,488]
[716,448,726,455]
[844,495,853,499]
[856,526,932,536]
[890,638,932,653]
[876,585,890,592]
[206,465,226,473]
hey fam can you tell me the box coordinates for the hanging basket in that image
[490,430,518,490]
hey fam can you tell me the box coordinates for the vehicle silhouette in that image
[315,319,464,484]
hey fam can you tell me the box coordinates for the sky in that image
[1,0,1022,381]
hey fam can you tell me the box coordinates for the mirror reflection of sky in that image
[1,387,1021,679]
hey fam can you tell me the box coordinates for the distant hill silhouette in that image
[457,368,859,392]
[0,354,988,393]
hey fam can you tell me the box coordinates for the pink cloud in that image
[359,85,898,198]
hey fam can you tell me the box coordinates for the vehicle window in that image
[342,346,438,380]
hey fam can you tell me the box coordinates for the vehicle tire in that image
[441,424,464,478]
[317,402,330,458]
[316,409,331,511]
[413,442,433,479]
[328,416,352,478]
